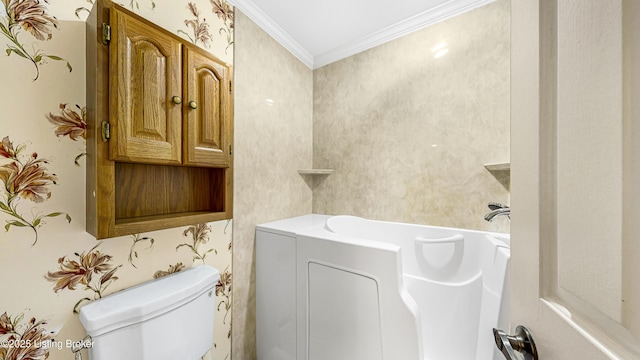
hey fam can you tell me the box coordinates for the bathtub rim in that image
[324,214,510,247]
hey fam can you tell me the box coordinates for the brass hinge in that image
[101,23,111,45]
[229,81,232,93]
[101,121,110,142]
[229,144,232,156]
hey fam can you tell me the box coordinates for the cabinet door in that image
[183,47,231,167]
[109,6,182,164]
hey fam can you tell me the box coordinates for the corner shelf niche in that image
[484,163,511,172]
[297,169,334,175]
[297,169,334,190]
[484,162,510,191]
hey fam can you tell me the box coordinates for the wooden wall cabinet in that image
[86,0,233,239]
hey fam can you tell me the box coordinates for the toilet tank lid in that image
[79,265,220,336]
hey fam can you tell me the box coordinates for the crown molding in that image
[313,0,495,68]
[229,0,495,70]
[229,0,315,68]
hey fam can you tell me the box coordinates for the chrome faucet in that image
[484,202,510,223]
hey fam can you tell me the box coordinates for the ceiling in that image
[228,0,495,69]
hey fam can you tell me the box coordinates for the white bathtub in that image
[256,214,510,360]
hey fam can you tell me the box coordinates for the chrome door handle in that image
[493,325,538,360]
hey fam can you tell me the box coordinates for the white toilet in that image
[79,265,220,360]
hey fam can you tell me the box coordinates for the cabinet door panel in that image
[183,47,231,167]
[110,6,182,164]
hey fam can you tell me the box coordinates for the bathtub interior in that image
[325,215,504,283]
[325,215,510,360]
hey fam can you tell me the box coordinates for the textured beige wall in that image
[232,11,314,360]
[232,1,510,357]
[313,0,511,233]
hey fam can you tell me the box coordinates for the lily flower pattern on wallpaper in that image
[179,2,213,47]
[0,136,71,245]
[46,103,87,166]
[46,242,122,313]
[0,0,233,359]
[0,0,72,80]
[179,1,234,53]
[74,0,156,18]
[153,261,185,279]
[0,312,56,360]
[211,0,233,53]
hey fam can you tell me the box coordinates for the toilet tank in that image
[79,265,220,360]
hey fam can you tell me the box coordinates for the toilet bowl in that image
[79,265,220,360]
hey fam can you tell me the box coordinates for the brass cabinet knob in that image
[172,96,182,104]
[188,101,198,110]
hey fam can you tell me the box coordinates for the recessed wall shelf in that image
[484,162,511,172]
[484,163,510,191]
[297,169,334,175]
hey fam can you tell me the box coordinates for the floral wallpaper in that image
[0,136,71,245]
[0,0,72,80]
[0,1,233,360]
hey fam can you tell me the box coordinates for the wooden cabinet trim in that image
[86,0,233,239]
